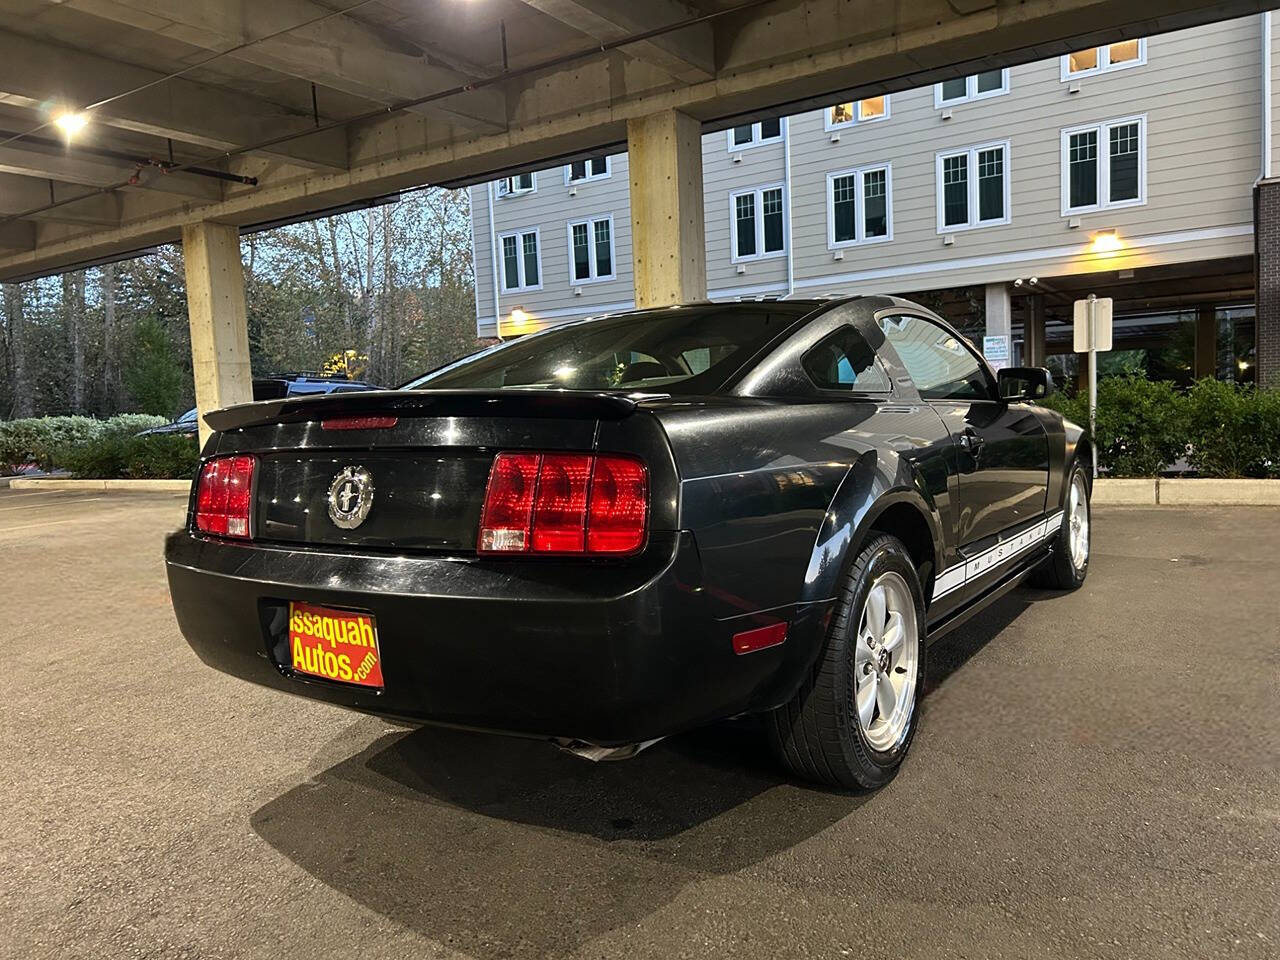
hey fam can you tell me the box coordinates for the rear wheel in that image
[766,534,925,790]
[1031,462,1091,590]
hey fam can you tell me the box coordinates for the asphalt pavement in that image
[1,489,1276,960]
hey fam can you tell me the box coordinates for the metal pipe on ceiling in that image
[0,129,257,185]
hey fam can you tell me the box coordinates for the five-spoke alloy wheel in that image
[767,533,925,790]
[853,571,920,753]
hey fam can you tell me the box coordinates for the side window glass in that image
[802,325,891,393]
[877,315,992,401]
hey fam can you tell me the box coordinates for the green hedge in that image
[0,414,172,474]
[1038,376,1280,478]
[56,432,200,480]
[1183,379,1280,478]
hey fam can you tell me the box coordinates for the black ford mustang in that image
[166,296,1092,789]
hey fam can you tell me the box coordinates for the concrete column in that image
[181,221,252,448]
[1024,293,1047,368]
[1254,180,1280,388]
[1194,303,1217,380]
[985,282,1012,337]
[984,282,1011,367]
[626,109,706,308]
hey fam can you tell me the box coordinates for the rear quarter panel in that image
[655,399,952,613]
[650,397,954,709]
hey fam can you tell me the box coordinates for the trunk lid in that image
[202,389,675,554]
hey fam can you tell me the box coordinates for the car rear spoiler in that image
[202,388,671,432]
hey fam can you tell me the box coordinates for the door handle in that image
[959,428,985,454]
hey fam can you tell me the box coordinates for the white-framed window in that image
[566,215,615,284]
[565,156,609,184]
[935,141,1011,232]
[498,228,541,292]
[729,183,787,261]
[1061,115,1146,215]
[825,96,889,130]
[727,117,785,151]
[826,165,892,248]
[934,69,1009,107]
[1061,39,1145,80]
[497,172,535,197]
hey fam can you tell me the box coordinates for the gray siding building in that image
[471,14,1277,387]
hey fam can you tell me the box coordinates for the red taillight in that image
[531,454,592,552]
[478,452,541,552]
[586,455,648,555]
[195,455,256,539]
[479,452,648,556]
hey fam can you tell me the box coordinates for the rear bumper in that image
[165,531,801,745]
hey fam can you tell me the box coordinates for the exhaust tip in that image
[552,737,663,762]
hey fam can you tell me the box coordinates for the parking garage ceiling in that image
[0,0,1267,281]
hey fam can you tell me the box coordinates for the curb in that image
[7,478,190,492]
[1094,478,1280,506]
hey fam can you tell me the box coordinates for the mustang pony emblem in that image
[327,465,374,530]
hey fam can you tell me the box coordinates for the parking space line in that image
[0,511,151,534]
[0,497,102,513]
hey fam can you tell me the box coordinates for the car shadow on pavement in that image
[926,590,1033,691]
[250,588,1039,956]
[252,718,864,955]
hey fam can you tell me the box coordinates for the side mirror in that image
[998,366,1055,402]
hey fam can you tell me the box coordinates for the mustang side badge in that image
[327,465,374,530]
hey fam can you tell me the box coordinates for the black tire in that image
[1030,459,1091,590]
[765,533,926,790]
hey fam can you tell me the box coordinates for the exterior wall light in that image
[1089,229,1123,254]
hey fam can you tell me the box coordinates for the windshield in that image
[405,305,810,394]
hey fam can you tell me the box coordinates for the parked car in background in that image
[139,375,384,436]
[167,298,1091,789]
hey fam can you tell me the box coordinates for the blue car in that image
[139,376,384,436]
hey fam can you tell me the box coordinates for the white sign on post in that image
[1073,296,1113,352]
[1072,296,1114,480]
[982,335,1012,372]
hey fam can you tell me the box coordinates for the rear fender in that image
[750,452,944,712]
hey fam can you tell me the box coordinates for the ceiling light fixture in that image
[53,111,89,137]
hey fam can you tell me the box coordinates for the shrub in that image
[101,413,171,439]
[1183,379,1280,478]
[57,432,199,480]
[1040,376,1186,477]
[1092,376,1189,477]
[0,414,170,474]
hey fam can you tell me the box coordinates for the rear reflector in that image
[479,452,648,556]
[731,622,788,655]
[321,416,398,431]
[195,455,256,539]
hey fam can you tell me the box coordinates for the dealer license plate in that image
[287,601,384,689]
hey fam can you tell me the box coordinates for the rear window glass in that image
[802,326,890,393]
[406,307,805,393]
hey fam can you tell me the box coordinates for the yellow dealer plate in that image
[288,601,383,689]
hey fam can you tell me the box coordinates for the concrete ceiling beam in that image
[0,172,123,226]
[0,29,347,170]
[0,218,34,249]
[60,0,508,134]
[519,0,714,83]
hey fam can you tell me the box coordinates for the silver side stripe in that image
[931,511,1064,603]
